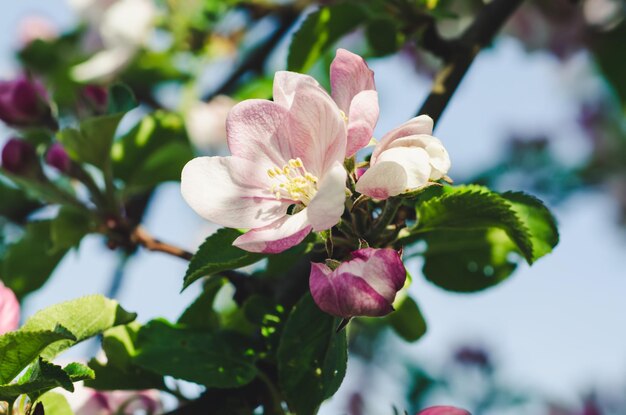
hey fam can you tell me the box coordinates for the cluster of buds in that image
[181,49,452,319]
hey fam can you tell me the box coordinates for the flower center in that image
[267,158,319,205]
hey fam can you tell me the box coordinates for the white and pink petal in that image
[233,210,312,254]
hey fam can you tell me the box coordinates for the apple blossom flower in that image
[71,0,156,82]
[185,95,237,153]
[0,75,51,128]
[330,49,379,157]
[309,248,406,318]
[46,143,71,173]
[355,115,451,199]
[1,138,38,175]
[181,71,348,254]
[0,281,20,334]
[417,406,471,415]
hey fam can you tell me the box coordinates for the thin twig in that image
[131,226,193,261]
[417,0,525,125]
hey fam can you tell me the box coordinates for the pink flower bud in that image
[1,138,37,175]
[72,388,162,415]
[45,142,71,173]
[0,281,20,334]
[417,406,471,415]
[80,85,109,114]
[309,248,406,318]
[0,75,52,127]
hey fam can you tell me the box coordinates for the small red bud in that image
[45,142,71,173]
[1,138,37,175]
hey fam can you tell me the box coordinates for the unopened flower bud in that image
[45,142,71,173]
[417,406,471,415]
[1,138,37,175]
[0,281,20,334]
[80,85,109,115]
[309,248,406,318]
[0,75,52,128]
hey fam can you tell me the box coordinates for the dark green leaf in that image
[1,220,68,299]
[501,191,559,261]
[107,83,138,115]
[20,295,136,360]
[49,206,94,253]
[422,228,519,292]
[0,180,41,222]
[277,294,347,415]
[59,113,124,169]
[288,2,368,72]
[177,277,224,329]
[86,323,165,391]
[133,319,258,388]
[366,19,402,56]
[416,185,533,263]
[386,296,427,342]
[0,328,76,385]
[111,112,193,195]
[183,228,264,290]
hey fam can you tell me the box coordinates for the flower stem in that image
[256,371,286,415]
[369,198,402,240]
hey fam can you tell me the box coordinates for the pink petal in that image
[347,248,406,301]
[355,161,407,200]
[226,99,293,168]
[417,406,471,415]
[282,75,347,176]
[346,90,379,157]
[307,161,347,231]
[0,282,20,334]
[233,210,312,254]
[273,71,321,109]
[181,156,289,229]
[371,115,434,164]
[377,147,431,189]
[330,48,375,113]
[309,263,393,318]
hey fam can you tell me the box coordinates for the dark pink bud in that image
[454,346,491,369]
[0,75,51,127]
[45,142,71,173]
[1,138,37,174]
[309,248,406,318]
[417,406,471,415]
[80,85,108,114]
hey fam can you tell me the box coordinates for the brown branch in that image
[131,226,193,261]
[417,0,525,126]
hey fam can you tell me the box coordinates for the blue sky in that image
[2,2,626,413]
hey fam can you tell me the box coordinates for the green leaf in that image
[0,359,93,402]
[366,19,402,56]
[50,206,94,253]
[177,277,224,329]
[111,112,193,195]
[36,392,74,415]
[0,180,41,223]
[0,328,76,385]
[1,220,68,299]
[386,296,427,342]
[501,192,559,261]
[86,323,165,391]
[183,228,264,290]
[107,83,138,115]
[133,319,258,388]
[20,295,137,360]
[416,185,533,263]
[59,113,124,169]
[277,294,347,415]
[422,228,519,292]
[287,2,368,72]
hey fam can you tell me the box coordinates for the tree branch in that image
[131,226,193,261]
[417,0,525,125]
[203,11,298,102]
